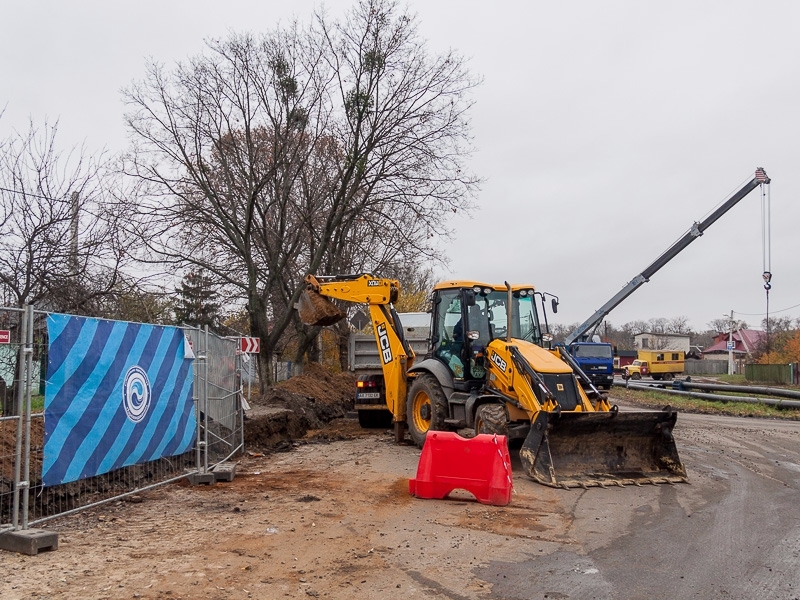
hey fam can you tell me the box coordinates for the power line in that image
[734,302,800,317]
[0,185,58,201]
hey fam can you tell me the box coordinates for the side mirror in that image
[551,298,559,314]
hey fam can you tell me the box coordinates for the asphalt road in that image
[3,411,799,600]
[488,411,800,600]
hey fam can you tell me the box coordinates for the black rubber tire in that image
[632,372,642,380]
[475,403,508,436]
[406,373,449,448]
[357,409,393,429]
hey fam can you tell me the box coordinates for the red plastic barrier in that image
[408,431,513,506]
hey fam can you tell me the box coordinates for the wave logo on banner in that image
[43,314,197,487]
[123,366,151,423]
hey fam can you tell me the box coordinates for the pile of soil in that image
[244,363,357,450]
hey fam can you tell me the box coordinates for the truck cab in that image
[624,359,649,380]
[569,342,614,390]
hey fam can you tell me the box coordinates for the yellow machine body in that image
[299,273,687,488]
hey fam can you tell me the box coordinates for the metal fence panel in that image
[685,359,729,376]
[2,310,244,535]
[745,363,793,385]
[182,327,244,467]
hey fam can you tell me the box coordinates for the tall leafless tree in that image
[123,0,480,387]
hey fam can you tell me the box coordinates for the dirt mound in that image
[276,362,356,415]
[244,364,357,450]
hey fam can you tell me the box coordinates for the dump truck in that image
[624,351,685,381]
[350,312,429,428]
[298,273,686,489]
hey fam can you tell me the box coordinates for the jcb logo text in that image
[377,324,392,364]
[490,351,507,372]
[368,280,381,287]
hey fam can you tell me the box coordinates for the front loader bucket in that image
[297,289,345,327]
[519,409,687,489]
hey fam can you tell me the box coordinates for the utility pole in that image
[728,310,734,375]
[69,191,79,274]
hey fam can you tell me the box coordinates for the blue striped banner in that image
[43,314,196,486]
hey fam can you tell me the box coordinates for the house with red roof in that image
[702,329,765,362]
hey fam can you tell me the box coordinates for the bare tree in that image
[665,315,692,335]
[0,119,129,311]
[0,118,132,414]
[123,0,479,387]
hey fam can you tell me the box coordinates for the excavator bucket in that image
[519,409,687,488]
[297,288,346,327]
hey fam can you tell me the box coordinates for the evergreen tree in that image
[174,271,221,332]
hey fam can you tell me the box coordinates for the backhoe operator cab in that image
[431,282,547,385]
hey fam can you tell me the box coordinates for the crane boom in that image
[565,168,771,346]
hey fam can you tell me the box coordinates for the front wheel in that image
[632,372,642,380]
[475,403,508,436]
[406,374,449,447]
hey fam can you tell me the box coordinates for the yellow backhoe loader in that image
[299,273,687,488]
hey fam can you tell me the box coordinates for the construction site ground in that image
[3,366,800,600]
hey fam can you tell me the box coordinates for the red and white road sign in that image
[0,330,10,344]
[240,337,260,354]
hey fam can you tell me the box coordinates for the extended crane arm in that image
[565,168,770,346]
[300,273,413,420]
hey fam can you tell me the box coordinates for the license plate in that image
[357,392,381,399]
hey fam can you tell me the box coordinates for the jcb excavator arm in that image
[300,274,415,422]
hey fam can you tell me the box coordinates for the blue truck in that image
[568,341,614,390]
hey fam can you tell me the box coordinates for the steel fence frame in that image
[1,309,244,536]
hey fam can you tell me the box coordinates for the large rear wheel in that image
[406,374,448,447]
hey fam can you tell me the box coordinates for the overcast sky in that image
[2,1,798,332]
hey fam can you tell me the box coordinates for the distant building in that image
[613,349,638,372]
[702,329,765,362]
[633,332,690,353]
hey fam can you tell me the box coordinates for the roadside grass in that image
[611,385,800,420]
[714,374,748,385]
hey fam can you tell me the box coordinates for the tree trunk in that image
[338,332,349,372]
[334,321,350,372]
[0,379,13,417]
[294,325,320,367]
[248,294,273,392]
